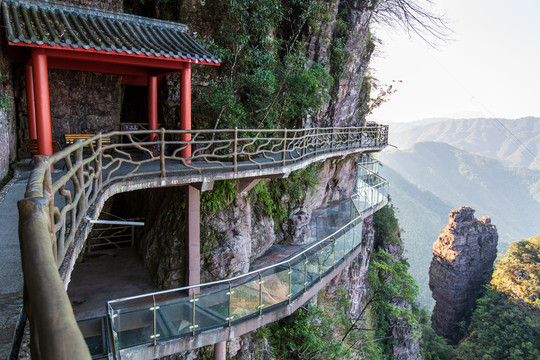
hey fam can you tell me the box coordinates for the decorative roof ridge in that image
[2,0,189,31]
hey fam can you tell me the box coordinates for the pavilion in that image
[1,0,220,157]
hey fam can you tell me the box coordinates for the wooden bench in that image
[64,134,111,151]
[24,138,63,156]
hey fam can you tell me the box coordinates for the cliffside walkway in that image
[107,162,387,359]
[16,125,388,359]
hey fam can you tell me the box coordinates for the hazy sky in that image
[368,0,540,123]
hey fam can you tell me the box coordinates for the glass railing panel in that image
[112,304,154,350]
[345,224,355,253]
[196,287,229,333]
[334,233,346,263]
[291,260,306,296]
[320,241,334,274]
[155,295,193,340]
[230,277,260,320]
[354,220,363,244]
[305,252,320,286]
[261,269,290,309]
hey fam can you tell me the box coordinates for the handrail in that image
[106,159,388,357]
[17,125,388,360]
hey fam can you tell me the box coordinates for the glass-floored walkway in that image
[97,161,387,359]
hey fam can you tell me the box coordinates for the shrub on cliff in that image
[448,236,540,359]
[491,235,540,310]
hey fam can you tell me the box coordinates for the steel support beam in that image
[24,65,37,140]
[32,49,52,155]
[214,341,226,360]
[185,184,200,295]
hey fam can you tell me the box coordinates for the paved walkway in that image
[0,161,33,358]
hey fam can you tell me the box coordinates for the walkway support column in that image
[180,64,191,160]
[214,341,226,360]
[32,49,52,155]
[186,184,200,295]
[25,65,37,140]
[148,75,158,142]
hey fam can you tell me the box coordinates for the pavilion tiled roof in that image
[1,0,221,64]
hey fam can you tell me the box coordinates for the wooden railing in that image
[17,124,388,360]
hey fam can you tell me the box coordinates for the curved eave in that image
[1,0,221,66]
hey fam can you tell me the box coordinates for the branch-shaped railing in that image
[106,159,388,359]
[18,125,387,360]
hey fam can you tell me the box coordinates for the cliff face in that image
[429,206,498,342]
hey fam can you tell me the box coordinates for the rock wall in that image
[429,206,498,343]
[305,0,374,127]
[383,240,422,360]
[0,31,16,180]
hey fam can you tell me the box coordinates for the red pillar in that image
[185,184,200,294]
[25,65,37,140]
[148,75,158,142]
[180,64,191,159]
[32,49,52,156]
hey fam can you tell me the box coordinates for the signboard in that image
[122,124,139,131]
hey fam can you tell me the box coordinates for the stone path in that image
[0,162,32,359]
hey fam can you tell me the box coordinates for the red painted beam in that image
[47,57,156,77]
[180,65,191,160]
[8,41,219,69]
[148,76,158,142]
[24,65,37,140]
[32,49,53,156]
[121,76,148,86]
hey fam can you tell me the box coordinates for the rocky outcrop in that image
[429,206,498,342]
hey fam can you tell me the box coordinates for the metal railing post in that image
[287,263,292,305]
[303,254,308,291]
[150,295,159,346]
[282,129,287,166]
[258,273,264,316]
[190,292,198,335]
[108,305,120,360]
[233,127,238,172]
[160,128,165,177]
[227,282,233,326]
[318,244,323,280]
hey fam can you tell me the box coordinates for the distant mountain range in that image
[388,117,540,170]
[375,121,540,309]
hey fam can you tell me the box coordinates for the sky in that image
[367,0,540,123]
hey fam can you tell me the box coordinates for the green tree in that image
[453,289,540,360]
[491,235,540,310]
